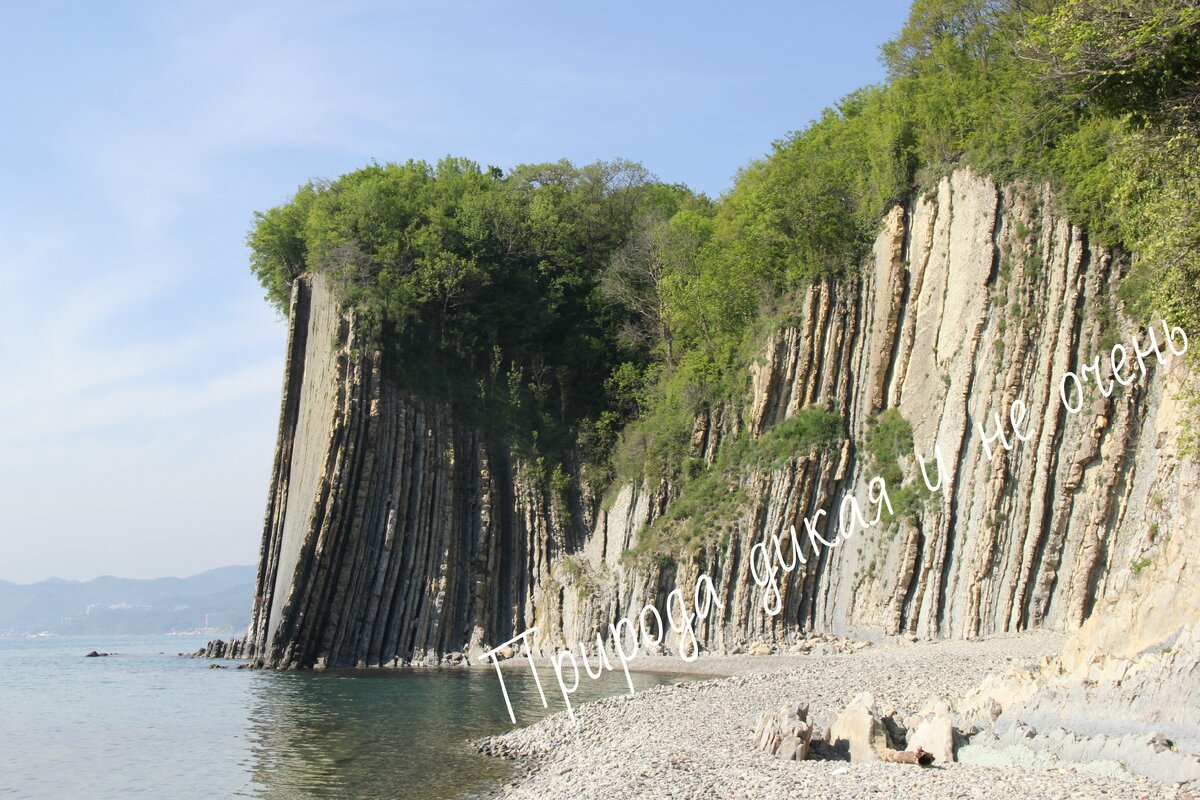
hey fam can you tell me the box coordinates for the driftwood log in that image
[882,747,935,766]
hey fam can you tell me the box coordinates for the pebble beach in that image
[478,632,1190,799]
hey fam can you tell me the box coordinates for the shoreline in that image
[475,631,1188,800]
[476,631,921,678]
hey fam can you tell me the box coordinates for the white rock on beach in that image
[830,691,893,762]
[906,697,957,763]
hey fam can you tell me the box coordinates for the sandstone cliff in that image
[956,366,1200,782]
[230,168,1195,674]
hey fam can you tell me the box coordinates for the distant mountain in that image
[0,566,254,636]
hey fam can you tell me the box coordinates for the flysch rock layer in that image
[960,366,1200,783]
[221,167,1195,716]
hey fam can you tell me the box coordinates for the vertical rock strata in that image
[238,168,1194,668]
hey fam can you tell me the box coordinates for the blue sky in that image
[0,1,910,583]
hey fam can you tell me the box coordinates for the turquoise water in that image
[0,635,683,799]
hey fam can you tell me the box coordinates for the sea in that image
[0,634,684,799]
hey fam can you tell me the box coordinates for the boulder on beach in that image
[753,701,814,761]
[830,692,894,762]
[906,697,958,763]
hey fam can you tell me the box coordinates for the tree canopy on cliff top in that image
[249,0,1200,480]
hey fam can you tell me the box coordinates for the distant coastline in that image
[0,565,253,637]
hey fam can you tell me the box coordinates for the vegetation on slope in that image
[248,0,1200,547]
[626,406,846,561]
[250,158,709,466]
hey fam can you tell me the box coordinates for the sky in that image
[0,1,911,584]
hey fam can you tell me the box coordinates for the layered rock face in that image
[243,274,575,668]
[237,167,1194,671]
[961,370,1200,782]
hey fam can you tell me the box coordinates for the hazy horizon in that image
[0,564,255,587]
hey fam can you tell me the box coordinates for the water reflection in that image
[239,666,683,799]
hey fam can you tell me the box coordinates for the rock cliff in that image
[955,365,1200,782]
[231,167,1196,674]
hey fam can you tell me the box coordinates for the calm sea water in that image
[0,634,683,799]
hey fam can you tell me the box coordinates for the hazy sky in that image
[0,1,910,583]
